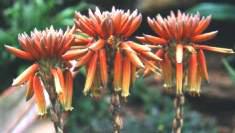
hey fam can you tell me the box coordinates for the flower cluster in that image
[5,27,74,115]
[63,7,161,97]
[139,11,234,95]
[5,8,234,118]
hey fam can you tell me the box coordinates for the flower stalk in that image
[172,94,184,133]
[43,77,66,133]
[111,92,123,133]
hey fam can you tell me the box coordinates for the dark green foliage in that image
[188,3,235,21]
[223,58,235,82]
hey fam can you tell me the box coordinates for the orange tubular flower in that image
[139,11,234,95]
[5,26,75,115]
[67,7,161,97]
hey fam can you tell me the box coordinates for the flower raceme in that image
[5,27,74,115]
[63,7,161,97]
[138,11,234,95]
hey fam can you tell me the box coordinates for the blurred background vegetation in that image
[1,0,235,132]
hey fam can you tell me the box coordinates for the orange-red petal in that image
[62,48,88,60]
[33,75,47,115]
[155,49,164,59]
[127,41,151,52]
[12,63,39,86]
[198,49,209,81]
[192,31,218,42]
[162,53,173,88]
[176,63,183,94]
[121,56,131,97]
[83,53,98,95]
[141,51,162,61]
[188,52,198,92]
[88,39,105,51]
[194,15,211,35]
[51,68,64,94]
[125,14,142,37]
[5,45,34,60]
[143,34,167,45]
[76,50,94,67]
[113,50,122,91]
[64,70,74,111]
[26,76,34,101]
[121,42,144,68]
[193,44,234,54]
[99,49,108,87]
[176,45,183,94]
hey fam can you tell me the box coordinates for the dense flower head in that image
[5,26,75,115]
[139,11,234,95]
[74,7,142,39]
[66,7,161,97]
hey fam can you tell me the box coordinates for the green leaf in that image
[222,58,235,82]
[0,29,15,44]
[188,3,235,21]
[54,1,92,26]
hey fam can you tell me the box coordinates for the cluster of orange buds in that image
[138,11,234,95]
[63,7,161,97]
[5,26,74,115]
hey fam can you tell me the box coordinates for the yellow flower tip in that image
[37,110,47,116]
[189,91,200,97]
[64,106,74,111]
[157,57,163,61]
[121,91,130,97]
[163,83,173,88]
[229,50,235,54]
[114,87,122,92]
[83,90,89,96]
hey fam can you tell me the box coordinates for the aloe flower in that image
[63,7,161,97]
[5,26,74,115]
[139,11,234,95]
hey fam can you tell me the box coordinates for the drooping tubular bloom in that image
[5,26,74,115]
[138,11,234,95]
[63,7,161,97]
